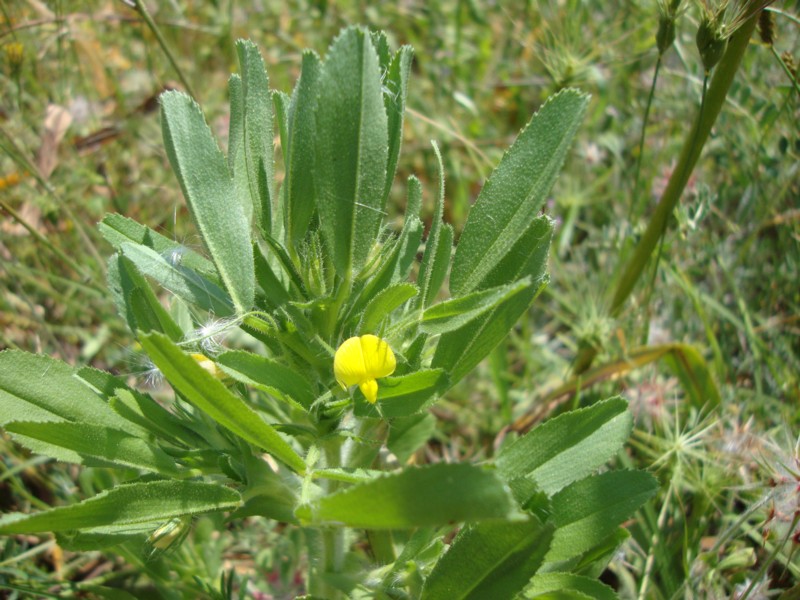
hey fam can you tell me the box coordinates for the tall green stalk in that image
[132,0,198,100]
[573,12,760,375]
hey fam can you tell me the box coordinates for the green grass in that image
[1,1,798,598]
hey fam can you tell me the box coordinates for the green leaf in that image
[139,332,306,474]
[99,213,219,284]
[4,421,181,476]
[253,242,291,309]
[421,517,554,600]
[546,470,658,562]
[421,280,532,336]
[272,90,290,167]
[227,73,244,170]
[230,453,298,523]
[112,254,184,341]
[417,141,451,308]
[525,573,618,600]
[496,397,633,496]
[661,343,722,408]
[568,527,629,579]
[0,480,240,534]
[315,27,389,277]
[235,39,275,234]
[313,468,382,484]
[285,50,322,248]
[354,369,449,418]
[476,216,554,292]
[450,89,589,296]
[229,72,252,226]
[387,413,436,464]
[215,350,316,410]
[0,351,132,430]
[358,283,418,333]
[76,366,203,448]
[431,278,545,384]
[160,90,254,313]
[295,463,520,528]
[56,521,161,552]
[120,242,234,316]
[382,45,413,202]
[345,177,424,321]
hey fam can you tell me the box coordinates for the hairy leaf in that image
[296,463,520,528]
[0,481,240,534]
[160,90,254,312]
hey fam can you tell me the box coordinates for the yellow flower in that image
[191,353,226,380]
[333,335,396,404]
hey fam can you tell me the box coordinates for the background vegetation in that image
[1,0,798,598]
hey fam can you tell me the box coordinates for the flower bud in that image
[696,15,728,72]
[4,42,24,76]
[657,16,677,55]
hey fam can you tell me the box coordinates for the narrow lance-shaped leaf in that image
[431,218,553,385]
[229,73,252,226]
[215,350,316,410]
[112,254,184,341]
[450,89,589,296]
[227,73,244,172]
[421,280,531,336]
[253,242,291,309]
[475,215,554,292]
[417,140,449,308]
[99,213,220,284]
[358,283,418,334]
[295,463,521,528]
[344,176,424,322]
[382,45,413,202]
[120,242,234,317]
[272,91,290,166]
[139,332,306,474]
[0,351,132,431]
[4,421,181,477]
[431,278,544,385]
[160,90,254,313]
[76,366,204,448]
[235,39,275,235]
[315,27,389,277]
[0,481,240,534]
[285,51,321,249]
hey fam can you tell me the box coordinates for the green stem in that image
[0,198,97,287]
[628,54,663,225]
[638,480,674,600]
[639,71,709,345]
[573,13,760,374]
[610,17,757,317]
[132,0,198,100]
[771,45,800,96]
[318,438,346,598]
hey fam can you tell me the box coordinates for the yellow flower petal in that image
[333,336,367,388]
[191,353,225,380]
[359,379,379,404]
[333,335,396,403]
[359,335,396,379]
